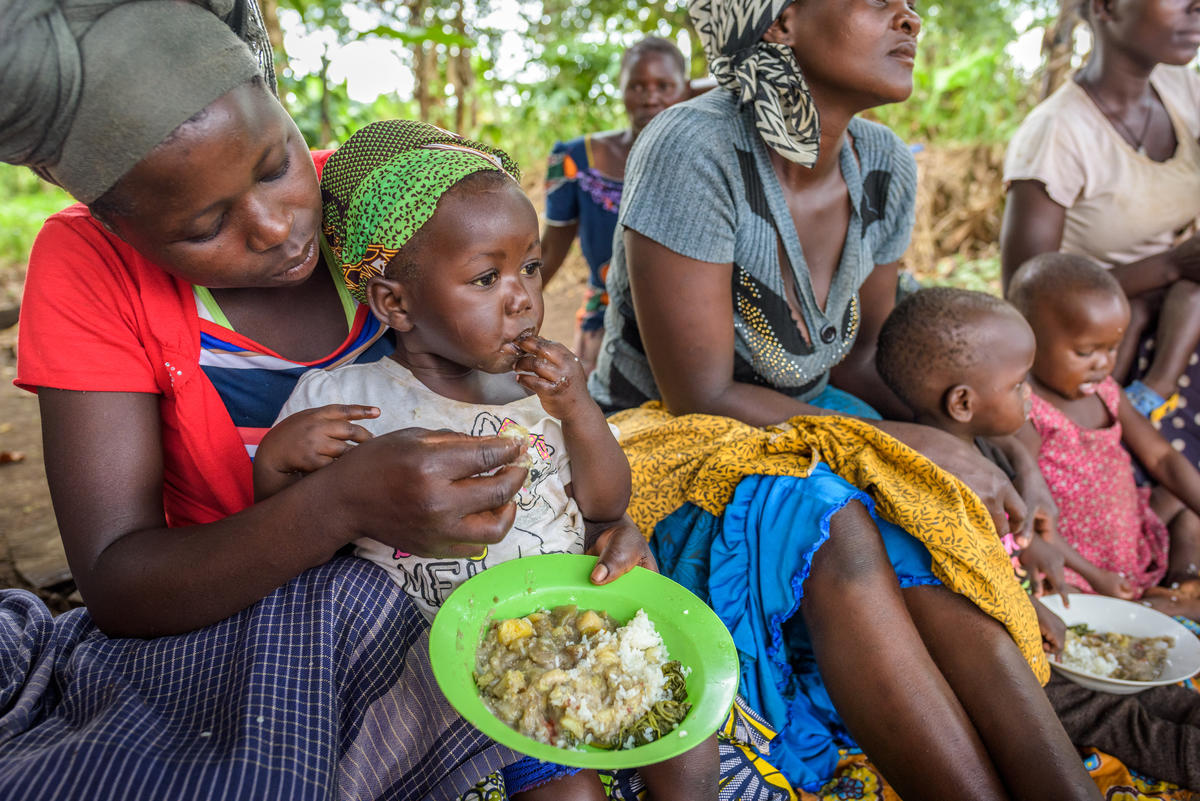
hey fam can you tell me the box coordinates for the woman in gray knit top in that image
[591,1,1103,799]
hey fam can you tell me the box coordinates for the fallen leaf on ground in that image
[0,451,26,464]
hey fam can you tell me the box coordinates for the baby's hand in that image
[513,334,591,420]
[1090,569,1137,600]
[1032,598,1066,656]
[258,404,380,476]
[1018,535,1068,603]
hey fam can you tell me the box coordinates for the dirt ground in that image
[0,203,588,603]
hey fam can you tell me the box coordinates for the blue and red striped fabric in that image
[196,304,392,459]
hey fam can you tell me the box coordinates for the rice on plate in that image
[1041,593,1200,694]
[474,606,690,749]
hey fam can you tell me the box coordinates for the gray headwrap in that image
[0,0,272,203]
[688,0,820,166]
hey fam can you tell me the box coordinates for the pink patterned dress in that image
[1028,377,1169,595]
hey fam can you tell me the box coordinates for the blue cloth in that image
[0,557,517,801]
[805,385,881,419]
[650,467,939,792]
[544,136,622,292]
[501,757,580,794]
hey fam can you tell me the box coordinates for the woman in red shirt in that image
[0,3,650,799]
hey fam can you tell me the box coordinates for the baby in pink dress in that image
[1011,252,1200,619]
[1027,378,1168,594]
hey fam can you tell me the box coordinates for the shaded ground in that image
[0,190,587,606]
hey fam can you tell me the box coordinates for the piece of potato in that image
[497,617,535,646]
[577,609,604,636]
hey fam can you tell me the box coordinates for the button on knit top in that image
[588,89,917,412]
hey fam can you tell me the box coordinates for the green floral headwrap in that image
[321,119,522,303]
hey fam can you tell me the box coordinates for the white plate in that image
[1041,594,1200,694]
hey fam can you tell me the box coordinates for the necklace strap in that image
[1077,78,1155,153]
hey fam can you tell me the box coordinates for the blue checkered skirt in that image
[0,556,517,801]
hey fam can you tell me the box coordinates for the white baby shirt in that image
[276,357,586,620]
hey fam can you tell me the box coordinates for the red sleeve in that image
[312,149,333,178]
[16,208,160,394]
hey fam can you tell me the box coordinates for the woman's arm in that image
[625,229,1027,536]
[999,181,1068,290]
[1001,180,1200,297]
[827,260,911,420]
[40,388,527,638]
[625,229,831,425]
[539,222,578,286]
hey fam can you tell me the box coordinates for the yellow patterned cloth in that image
[611,403,1049,683]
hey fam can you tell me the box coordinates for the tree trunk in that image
[450,1,473,134]
[407,0,436,123]
[319,53,333,147]
[259,0,284,54]
[1041,0,1084,100]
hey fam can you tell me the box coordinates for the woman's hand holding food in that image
[328,427,528,559]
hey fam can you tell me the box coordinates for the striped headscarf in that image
[320,119,521,303]
[687,0,820,166]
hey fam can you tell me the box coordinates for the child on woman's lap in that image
[254,121,715,801]
[1007,253,1200,618]
[875,288,1112,637]
[877,287,1200,789]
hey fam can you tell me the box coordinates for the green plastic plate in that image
[428,553,739,769]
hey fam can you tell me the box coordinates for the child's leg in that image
[635,735,718,801]
[1045,672,1200,791]
[1114,291,1157,385]
[800,501,1099,801]
[510,769,606,801]
[1150,487,1200,593]
[901,584,1100,801]
[1141,280,1200,400]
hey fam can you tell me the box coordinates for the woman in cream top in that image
[1001,0,1200,464]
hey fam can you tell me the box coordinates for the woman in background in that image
[540,36,689,374]
[1001,0,1200,437]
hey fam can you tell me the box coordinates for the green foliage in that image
[0,0,1059,276]
[869,30,1039,145]
[0,166,72,270]
[921,0,1058,44]
[920,255,1003,296]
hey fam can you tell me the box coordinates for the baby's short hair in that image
[876,287,1015,415]
[1006,251,1122,321]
